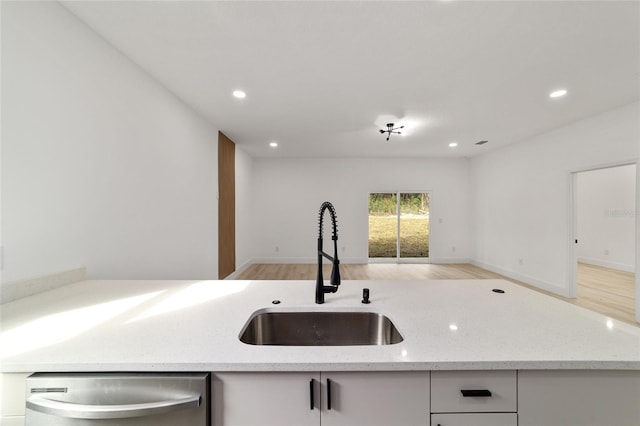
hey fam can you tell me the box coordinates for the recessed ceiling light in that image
[549,89,568,98]
[233,90,246,99]
[269,142,278,148]
[448,142,458,148]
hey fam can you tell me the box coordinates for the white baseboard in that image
[251,257,315,264]
[470,260,572,298]
[369,257,471,264]
[228,257,472,277]
[250,257,369,265]
[428,257,472,264]
[1,267,86,304]
[249,257,471,265]
[226,257,570,299]
[225,257,369,280]
[224,260,253,280]
[578,257,635,273]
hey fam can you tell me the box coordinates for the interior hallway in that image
[234,263,638,327]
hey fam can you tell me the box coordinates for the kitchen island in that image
[2,278,640,425]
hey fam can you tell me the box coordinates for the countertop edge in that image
[3,361,640,374]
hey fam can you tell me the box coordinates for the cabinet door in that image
[0,417,25,426]
[212,372,319,426]
[321,371,429,426]
[518,370,640,426]
[431,413,517,426]
[1,373,30,417]
[1,372,30,426]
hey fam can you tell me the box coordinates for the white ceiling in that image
[61,1,640,158]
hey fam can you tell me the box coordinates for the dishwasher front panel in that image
[25,373,209,426]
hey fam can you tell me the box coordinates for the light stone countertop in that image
[1,278,640,373]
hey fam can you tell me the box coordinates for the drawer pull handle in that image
[310,379,315,410]
[461,389,492,397]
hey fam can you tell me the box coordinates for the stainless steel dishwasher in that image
[25,372,209,425]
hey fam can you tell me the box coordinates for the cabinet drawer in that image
[431,370,516,413]
[431,413,517,426]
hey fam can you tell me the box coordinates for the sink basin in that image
[239,311,403,346]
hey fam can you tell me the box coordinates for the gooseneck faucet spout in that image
[316,201,340,304]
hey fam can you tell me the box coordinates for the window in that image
[368,192,430,261]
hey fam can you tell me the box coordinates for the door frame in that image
[567,159,639,322]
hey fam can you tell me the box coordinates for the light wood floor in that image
[234,262,638,326]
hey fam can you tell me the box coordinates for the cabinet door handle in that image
[327,378,332,410]
[309,379,315,410]
[460,389,492,397]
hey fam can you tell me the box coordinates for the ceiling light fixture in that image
[379,123,404,141]
[233,90,246,99]
[448,142,458,148]
[549,89,567,98]
[269,142,278,148]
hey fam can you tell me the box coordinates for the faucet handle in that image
[330,262,341,286]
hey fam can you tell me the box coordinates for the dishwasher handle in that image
[26,394,201,419]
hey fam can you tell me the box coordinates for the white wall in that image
[577,165,636,272]
[249,157,472,263]
[471,102,639,296]
[235,146,253,271]
[1,2,218,283]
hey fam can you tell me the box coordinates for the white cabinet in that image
[8,368,640,426]
[321,371,430,426]
[0,418,25,426]
[212,372,317,426]
[518,370,640,426]
[212,371,429,426]
[1,373,30,426]
[431,413,517,426]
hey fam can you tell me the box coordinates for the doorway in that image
[570,162,638,323]
[368,192,430,262]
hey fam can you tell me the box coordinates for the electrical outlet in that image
[275,246,279,253]
[604,249,610,255]
[452,246,456,252]
[518,258,524,266]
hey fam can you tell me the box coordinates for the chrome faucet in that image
[316,201,340,304]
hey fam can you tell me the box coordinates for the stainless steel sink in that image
[239,311,403,346]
